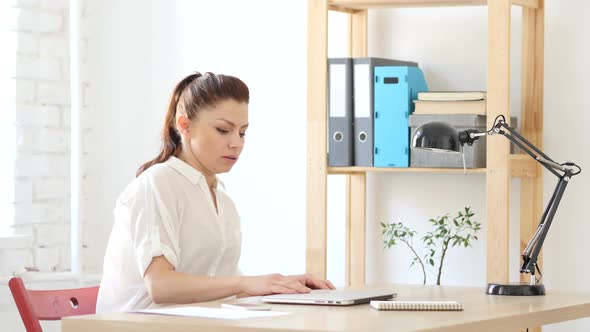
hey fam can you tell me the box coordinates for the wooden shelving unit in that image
[306,0,544,294]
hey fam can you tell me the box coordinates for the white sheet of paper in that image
[134,306,289,320]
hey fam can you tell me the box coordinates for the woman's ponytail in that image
[136,73,201,176]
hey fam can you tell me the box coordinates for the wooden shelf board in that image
[328,154,538,177]
[328,166,486,174]
[328,0,539,10]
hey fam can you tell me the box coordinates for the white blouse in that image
[96,157,242,312]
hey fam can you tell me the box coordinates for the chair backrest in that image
[8,277,99,332]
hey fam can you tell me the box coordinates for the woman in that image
[96,72,335,312]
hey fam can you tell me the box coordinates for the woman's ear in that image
[176,114,191,137]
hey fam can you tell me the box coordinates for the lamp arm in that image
[459,115,582,285]
[519,174,570,279]
[522,179,562,257]
[460,117,581,177]
[491,121,575,281]
[492,120,563,177]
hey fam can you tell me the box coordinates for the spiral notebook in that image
[370,300,464,311]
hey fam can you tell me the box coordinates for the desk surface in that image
[63,284,590,332]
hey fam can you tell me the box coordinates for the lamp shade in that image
[412,121,461,153]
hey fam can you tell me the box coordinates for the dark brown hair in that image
[136,72,249,177]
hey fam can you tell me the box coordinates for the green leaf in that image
[380,222,386,228]
[429,258,435,266]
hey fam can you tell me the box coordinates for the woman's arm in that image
[144,256,327,304]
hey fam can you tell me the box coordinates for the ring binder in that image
[328,58,354,167]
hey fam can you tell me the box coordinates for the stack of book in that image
[413,91,486,115]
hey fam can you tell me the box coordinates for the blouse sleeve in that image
[120,174,182,277]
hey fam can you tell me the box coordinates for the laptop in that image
[261,289,396,306]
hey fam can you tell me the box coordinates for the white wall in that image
[80,0,309,275]
[79,0,158,273]
[541,2,590,330]
[79,1,589,331]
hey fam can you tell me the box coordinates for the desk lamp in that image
[412,115,581,296]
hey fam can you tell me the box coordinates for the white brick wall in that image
[15,154,70,178]
[12,9,63,33]
[14,79,36,102]
[13,179,33,203]
[2,1,72,275]
[16,57,61,80]
[15,104,61,127]
[13,31,39,56]
[0,249,34,275]
[14,201,67,226]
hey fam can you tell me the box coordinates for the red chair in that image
[8,276,99,332]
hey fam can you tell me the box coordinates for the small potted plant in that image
[381,207,481,285]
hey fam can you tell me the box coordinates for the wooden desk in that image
[63,284,590,332]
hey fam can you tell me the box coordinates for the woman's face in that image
[184,99,249,175]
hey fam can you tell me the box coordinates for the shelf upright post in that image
[345,8,369,287]
[520,2,544,331]
[306,0,330,279]
[520,0,544,284]
[486,0,512,284]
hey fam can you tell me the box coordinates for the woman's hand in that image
[288,274,336,290]
[238,273,336,296]
[238,274,311,296]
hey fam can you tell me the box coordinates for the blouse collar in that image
[166,156,225,190]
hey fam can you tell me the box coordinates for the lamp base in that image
[486,282,546,296]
